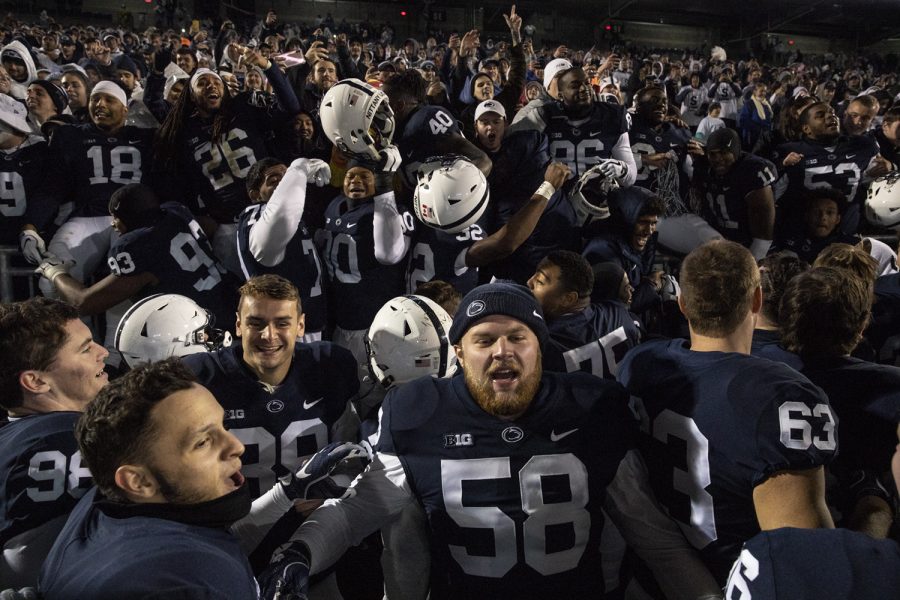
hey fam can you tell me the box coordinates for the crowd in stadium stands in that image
[2,4,900,599]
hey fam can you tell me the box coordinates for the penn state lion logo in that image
[466,300,486,317]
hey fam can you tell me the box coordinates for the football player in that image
[508,66,636,187]
[380,69,491,189]
[780,264,900,538]
[583,187,669,314]
[689,127,777,260]
[0,94,51,255]
[35,183,237,329]
[408,151,570,294]
[0,298,106,587]
[629,86,693,195]
[472,99,580,285]
[774,188,858,263]
[528,250,640,380]
[260,281,723,600]
[317,149,411,405]
[154,49,300,274]
[238,157,330,341]
[40,358,367,599]
[750,252,807,370]
[774,101,890,234]
[674,72,706,131]
[619,240,836,585]
[181,275,359,567]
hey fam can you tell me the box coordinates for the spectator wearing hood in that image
[1,40,38,99]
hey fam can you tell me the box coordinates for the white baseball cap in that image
[543,58,573,89]
[0,94,30,133]
[474,99,506,122]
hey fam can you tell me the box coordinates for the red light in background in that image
[400,10,407,16]
[788,39,795,45]
[604,24,612,31]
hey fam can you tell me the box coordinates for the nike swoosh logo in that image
[532,310,543,320]
[846,154,856,159]
[670,142,681,147]
[346,222,357,228]
[589,131,602,137]
[303,397,324,409]
[550,428,578,442]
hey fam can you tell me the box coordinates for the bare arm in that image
[753,467,834,530]
[466,162,570,267]
[745,186,775,260]
[50,271,157,316]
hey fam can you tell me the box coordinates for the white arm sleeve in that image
[373,192,410,265]
[604,450,723,600]
[297,451,414,574]
[611,132,638,187]
[247,167,308,267]
[230,483,295,555]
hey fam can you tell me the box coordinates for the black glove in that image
[259,543,311,600]
[279,441,369,501]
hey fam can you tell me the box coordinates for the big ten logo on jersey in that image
[87,145,142,185]
[562,326,630,379]
[194,128,257,191]
[225,409,245,420]
[549,136,605,177]
[27,450,92,503]
[0,170,25,216]
[443,433,473,448]
[228,418,328,497]
[428,110,456,135]
[441,454,590,577]
[628,401,717,549]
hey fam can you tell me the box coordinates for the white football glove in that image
[378,145,402,174]
[18,229,47,265]
[597,159,628,181]
[290,158,331,187]
[35,254,75,283]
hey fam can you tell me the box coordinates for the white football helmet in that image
[365,295,457,389]
[320,78,395,160]
[568,161,621,224]
[865,171,900,229]
[115,294,230,369]
[413,155,490,233]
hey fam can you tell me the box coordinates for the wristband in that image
[534,181,556,200]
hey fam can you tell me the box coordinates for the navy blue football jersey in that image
[396,105,462,188]
[375,372,635,599]
[799,356,900,518]
[44,123,154,219]
[0,138,52,243]
[750,329,803,371]
[0,413,92,548]
[319,195,412,330]
[406,219,488,294]
[39,488,258,600]
[629,117,692,194]
[619,339,837,584]
[107,202,237,328]
[183,342,358,498]
[543,303,642,380]
[868,273,900,366]
[775,135,879,232]
[726,528,900,600]
[237,203,327,334]
[696,153,778,245]
[544,101,630,178]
